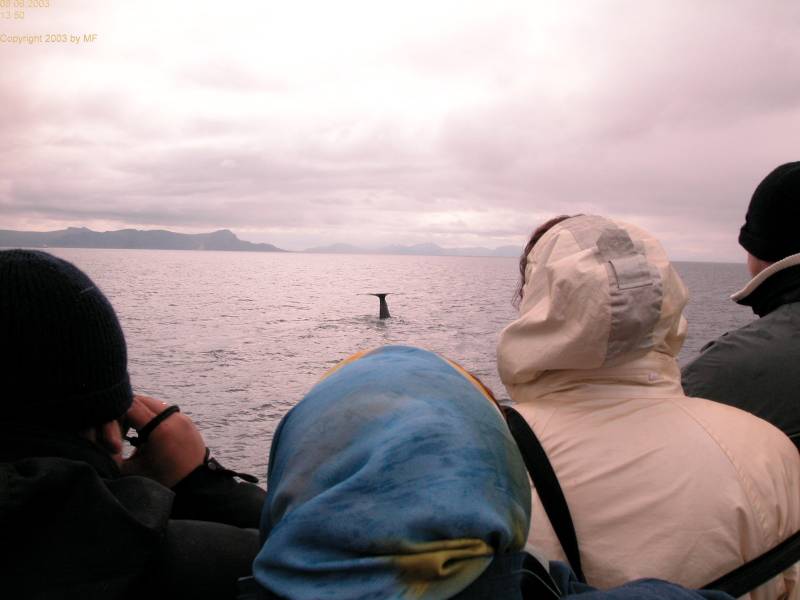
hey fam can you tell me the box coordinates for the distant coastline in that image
[0,227,521,258]
[0,227,286,253]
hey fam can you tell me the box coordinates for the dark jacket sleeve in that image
[145,459,266,599]
[170,460,267,528]
[149,519,261,600]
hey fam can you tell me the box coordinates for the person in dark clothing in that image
[682,161,800,447]
[0,249,266,599]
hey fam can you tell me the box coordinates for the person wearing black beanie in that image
[0,249,266,599]
[0,249,133,430]
[683,161,800,448]
[739,161,800,264]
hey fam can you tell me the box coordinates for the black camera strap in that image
[502,405,585,583]
[125,404,181,447]
[701,529,800,597]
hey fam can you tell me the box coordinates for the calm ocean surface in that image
[45,249,755,480]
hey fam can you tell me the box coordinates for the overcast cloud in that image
[1,0,799,259]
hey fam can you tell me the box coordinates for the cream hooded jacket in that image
[497,215,800,598]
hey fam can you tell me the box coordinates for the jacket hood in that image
[498,215,688,387]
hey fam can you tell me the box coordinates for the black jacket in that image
[682,262,800,447]
[0,428,266,599]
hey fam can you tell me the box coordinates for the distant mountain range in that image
[0,227,285,252]
[0,227,521,257]
[303,242,520,257]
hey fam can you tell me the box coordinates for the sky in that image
[1,1,799,260]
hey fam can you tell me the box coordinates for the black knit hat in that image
[0,250,132,430]
[739,161,800,262]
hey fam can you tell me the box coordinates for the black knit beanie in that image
[739,161,800,262]
[0,250,132,430]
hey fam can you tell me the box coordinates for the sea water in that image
[44,249,755,479]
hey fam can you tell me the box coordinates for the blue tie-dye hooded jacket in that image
[253,345,531,600]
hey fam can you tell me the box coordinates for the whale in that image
[368,293,391,319]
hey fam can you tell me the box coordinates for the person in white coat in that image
[497,214,800,599]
